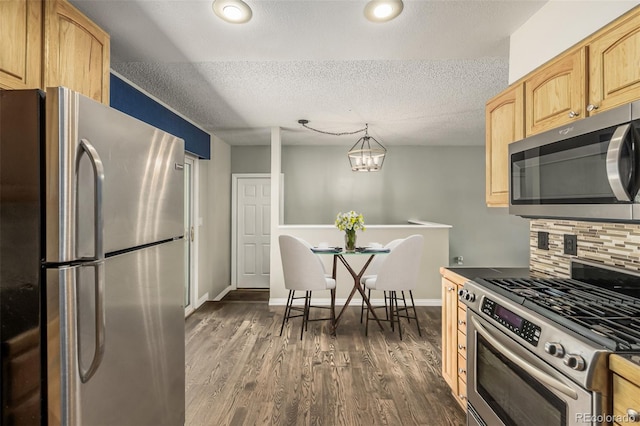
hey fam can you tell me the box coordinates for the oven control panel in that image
[481,298,541,346]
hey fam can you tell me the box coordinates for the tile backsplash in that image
[530,219,640,277]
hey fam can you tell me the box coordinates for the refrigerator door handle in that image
[77,261,106,383]
[75,138,106,383]
[77,138,105,259]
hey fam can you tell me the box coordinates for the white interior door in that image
[235,176,271,288]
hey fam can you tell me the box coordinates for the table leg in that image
[330,288,336,336]
[333,254,385,331]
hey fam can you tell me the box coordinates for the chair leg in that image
[330,288,336,334]
[393,291,403,340]
[280,290,293,336]
[383,291,390,320]
[401,291,410,324]
[365,290,370,337]
[360,291,366,323]
[387,291,395,332]
[301,291,310,340]
[307,291,313,331]
[409,290,422,336]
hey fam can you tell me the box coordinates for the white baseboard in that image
[268,297,442,307]
[196,292,210,308]
[212,286,234,301]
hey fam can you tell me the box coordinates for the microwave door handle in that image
[606,124,633,201]
[471,316,579,400]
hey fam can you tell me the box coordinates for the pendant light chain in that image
[298,119,368,136]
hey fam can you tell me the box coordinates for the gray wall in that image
[231,145,270,173]
[199,136,232,300]
[231,144,530,267]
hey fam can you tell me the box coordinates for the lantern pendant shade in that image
[348,134,386,172]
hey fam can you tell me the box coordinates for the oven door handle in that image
[606,123,633,201]
[471,316,579,400]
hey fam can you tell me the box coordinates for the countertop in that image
[610,353,640,385]
[444,266,531,281]
[615,353,640,368]
[280,220,452,229]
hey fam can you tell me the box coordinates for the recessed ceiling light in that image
[212,0,252,24]
[364,0,403,23]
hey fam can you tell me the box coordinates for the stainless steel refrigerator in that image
[1,87,185,425]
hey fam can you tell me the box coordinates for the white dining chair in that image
[359,238,403,323]
[361,234,424,339]
[279,235,336,340]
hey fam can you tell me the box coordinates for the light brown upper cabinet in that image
[486,6,640,207]
[0,0,42,90]
[589,8,640,115]
[525,48,587,136]
[485,84,524,207]
[44,0,110,104]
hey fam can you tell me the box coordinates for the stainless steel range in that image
[459,260,640,426]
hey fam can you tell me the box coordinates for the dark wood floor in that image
[185,298,465,426]
[220,288,270,302]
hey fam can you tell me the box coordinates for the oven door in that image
[466,312,594,426]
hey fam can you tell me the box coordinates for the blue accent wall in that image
[110,74,211,159]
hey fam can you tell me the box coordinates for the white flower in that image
[335,211,365,232]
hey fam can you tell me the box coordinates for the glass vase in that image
[344,230,357,252]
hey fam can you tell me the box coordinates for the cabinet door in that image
[485,84,524,207]
[525,48,586,136]
[441,278,459,393]
[0,0,41,90]
[589,9,640,115]
[44,0,110,104]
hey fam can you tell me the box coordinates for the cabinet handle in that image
[447,287,455,291]
[568,110,580,118]
[458,320,466,325]
[458,368,466,374]
[586,104,599,112]
[628,408,639,422]
[458,394,467,401]
[458,344,466,350]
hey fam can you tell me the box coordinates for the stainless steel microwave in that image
[509,100,640,222]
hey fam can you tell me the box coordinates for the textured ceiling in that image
[70,0,548,146]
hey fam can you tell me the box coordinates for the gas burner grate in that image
[478,277,640,351]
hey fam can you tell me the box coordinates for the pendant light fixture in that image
[347,125,386,172]
[298,120,387,172]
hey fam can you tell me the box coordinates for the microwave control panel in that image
[482,298,541,346]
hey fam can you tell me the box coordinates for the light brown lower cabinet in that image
[610,355,640,426]
[440,267,468,410]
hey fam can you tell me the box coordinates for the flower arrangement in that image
[335,211,365,252]
[335,211,365,232]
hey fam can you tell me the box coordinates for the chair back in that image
[279,235,331,291]
[365,238,403,276]
[373,234,424,291]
